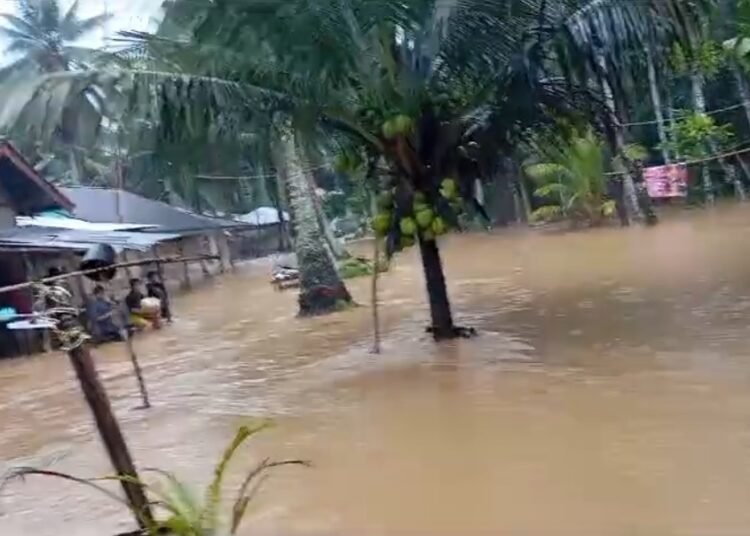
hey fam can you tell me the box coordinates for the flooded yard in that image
[4,206,750,534]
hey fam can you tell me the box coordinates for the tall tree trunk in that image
[691,72,745,201]
[734,63,750,128]
[691,72,715,204]
[273,172,291,250]
[646,44,671,164]
[307,171,347,260]
[731,64,750,191]
[597,56,640,223]
[277,127,352,316]
[418,237,455,340]
[516,175,531,224]
[665,82,681,160]
[300,147,347,260]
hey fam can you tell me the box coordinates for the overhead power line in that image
[621,101,750,127]
[194,164,328,181]
[605,143,750,176]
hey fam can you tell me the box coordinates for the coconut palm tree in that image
[0,0,109,77]
[0,0,111,180]
[276,122,353,315]
[0,0,713,338]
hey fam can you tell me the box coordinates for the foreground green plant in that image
[2,422,309,535]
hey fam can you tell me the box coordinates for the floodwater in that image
[4,206,750,535]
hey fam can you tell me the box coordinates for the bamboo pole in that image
[178,243,191,290]
[371,236,381,354]
[123,333,150,409]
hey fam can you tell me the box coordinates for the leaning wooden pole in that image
[41,276,154,532]
[66,340,153,530]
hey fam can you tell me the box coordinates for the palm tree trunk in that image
[734,64,750,129]
[597,56,640,223]
[646,44,671,164]
[731,64,750,192]
[300,148,347,260]
[306,171,347,259]
[272,172,291,250]
[691,72,715,204]
[418,236,455,339]
[665,82,681,160]
[691,72,745,201]
[517,175,531,224]
[277,126,351,316]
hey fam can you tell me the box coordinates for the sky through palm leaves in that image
[0,0,162,53]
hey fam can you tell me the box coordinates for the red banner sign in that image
[644,164,688,199]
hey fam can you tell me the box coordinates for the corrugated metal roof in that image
[0,226,179,253]
[17,214,158,232]
[62,187,250,234]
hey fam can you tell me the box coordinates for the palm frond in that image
[525,162,570,183]
[65,13,111,41]
[533,182,569,198]
[530,204,563,222]
[0,12,42,40]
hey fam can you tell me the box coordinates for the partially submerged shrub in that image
[338,255,389,280]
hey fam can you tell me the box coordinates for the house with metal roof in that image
[61,187,244,234]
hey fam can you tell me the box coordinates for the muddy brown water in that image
[5,206,750,535]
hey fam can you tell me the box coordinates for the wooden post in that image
[151,247,166,286]
[215,233,226,274]
[228,234,236,271]
[200,237,211,279]
[121,251,133,279]
[124,333,150,409]
[20,253,38,355]
[66,341,153,530]
[178,243,191,290]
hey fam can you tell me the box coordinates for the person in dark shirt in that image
[146,271,172,322]
[126,278,161,330]
[90,285,122,342]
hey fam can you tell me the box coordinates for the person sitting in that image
[90,285,123,343]
[125,278,161,331]
[146,271,172,322]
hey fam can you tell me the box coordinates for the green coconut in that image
[415,208,434,229]
[399,217,417,236]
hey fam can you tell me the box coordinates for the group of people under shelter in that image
[88,271,172,343]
